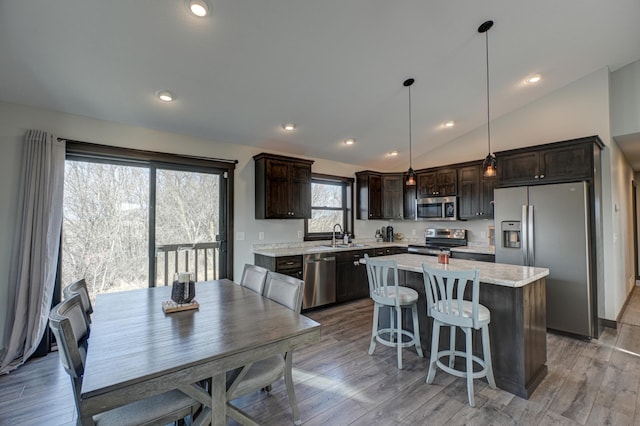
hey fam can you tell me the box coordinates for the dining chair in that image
[239,263,269,294]
[225,271,305,425]
[49,294,201,425]
[364,254,423,369]
[422,264,496,407]
[63,278,93,324]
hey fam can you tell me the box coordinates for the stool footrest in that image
[434,350,491,380]
[375,327,417,349]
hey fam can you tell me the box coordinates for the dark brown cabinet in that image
[336,249,370,302]
[458,163,496,219]
[254,153,314,219]
[417,168,457,197]
[254,254,303,280]
[497,139,596,187]
[356,171,383,219]
[382,174,404,220]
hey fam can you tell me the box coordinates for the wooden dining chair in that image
[239,263,269,294]
[49,294,201,425]
[225,271,305,425]
[63,278,93,324]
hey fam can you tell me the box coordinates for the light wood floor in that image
[4,288,640,425]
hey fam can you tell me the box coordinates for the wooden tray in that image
[162,299,199,313]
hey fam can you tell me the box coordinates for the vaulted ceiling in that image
[1,1,639,170]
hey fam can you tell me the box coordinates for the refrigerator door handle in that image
[528,205,535,266]
[522,205,528,266]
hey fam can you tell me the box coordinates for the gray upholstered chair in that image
[422,264,496,407]
[63,278,93,324]
[49,294,201,425]
[225,271,305,425]
[364,254,423,369]
[239,264,269,294]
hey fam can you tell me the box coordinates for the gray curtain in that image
[0,130,65,374]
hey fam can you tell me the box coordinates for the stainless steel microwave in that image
[416,196,458,221]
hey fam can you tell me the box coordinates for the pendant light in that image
[479,20,497,177]
[404,78,416,186]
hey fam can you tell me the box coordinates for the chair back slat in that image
[263,271,305,312]
[422,265,481,328]
[240,264,269,294]
[364,254,400,306]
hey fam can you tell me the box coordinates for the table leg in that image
[210,372,226,425]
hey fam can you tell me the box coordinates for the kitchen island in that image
[364,253,549,399]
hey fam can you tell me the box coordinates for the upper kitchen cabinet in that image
[254,153,314,219]
[382,173,404,220]
[356,171,383,219]
[416,168,457,198]
[458,163,496,219]
[497,136,603,187]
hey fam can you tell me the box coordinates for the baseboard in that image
[600,318,617,329]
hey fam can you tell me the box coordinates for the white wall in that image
[611,59,640,138]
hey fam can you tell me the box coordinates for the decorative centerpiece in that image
[171,272,195,303]
[162,272,198,313]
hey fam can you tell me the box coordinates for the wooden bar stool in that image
[422,264,496,407]
[364,254,423,369]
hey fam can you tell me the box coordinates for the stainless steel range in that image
[407,228,467,256]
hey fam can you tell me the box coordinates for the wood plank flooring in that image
[4,287,640,425]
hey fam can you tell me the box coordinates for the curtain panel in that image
[0,130,65,374]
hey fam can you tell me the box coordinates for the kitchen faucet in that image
[332,223,343,247]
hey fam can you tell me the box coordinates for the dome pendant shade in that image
[478,20,497,178]
[404,78,416,186]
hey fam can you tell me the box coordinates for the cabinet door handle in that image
[285,261,295,265]
[540,174,545,179]
[534,175,539,179]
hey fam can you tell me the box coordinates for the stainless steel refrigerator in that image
[494,182,596,338]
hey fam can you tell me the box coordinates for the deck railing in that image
[155,242,220,286]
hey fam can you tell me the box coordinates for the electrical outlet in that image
[297,230,303,239]
[481,231,487,239]
[236,231,245,241]
[412,229,417,236]
[258,231,264,240]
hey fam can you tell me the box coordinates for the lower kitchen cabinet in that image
[254,254,303,280]
[336,250,370,303]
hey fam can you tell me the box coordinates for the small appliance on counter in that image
[407,228,467,256]
[385,226,394,242]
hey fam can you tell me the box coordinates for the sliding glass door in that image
[61,147,233,302]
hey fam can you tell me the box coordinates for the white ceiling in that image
[1,0,639,170]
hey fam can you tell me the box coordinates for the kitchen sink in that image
[317,243,368,249]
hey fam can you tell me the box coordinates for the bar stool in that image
[364,254,423,369]
[422,264,496,406]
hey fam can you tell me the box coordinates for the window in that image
[305,174,354,240]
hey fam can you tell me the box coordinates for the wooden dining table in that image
[80,279,321,425]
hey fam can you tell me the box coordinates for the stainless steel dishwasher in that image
[302,253,336,309]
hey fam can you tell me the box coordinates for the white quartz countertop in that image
[253,241,495,257]
[253,241,409,257]
[361,253,548,288]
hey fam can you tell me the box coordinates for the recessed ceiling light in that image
[282,123,296,131]
[185,0,210,17]
[444,120,455,128]
[526,74,542,84]
[156,91,174,102]
[344,138,355,145]
[387,151,398,157]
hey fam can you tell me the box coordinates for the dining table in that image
[80,279,321,425]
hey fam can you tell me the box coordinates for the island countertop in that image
[361,253,549,288]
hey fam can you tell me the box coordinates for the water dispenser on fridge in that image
[501,221,521,249]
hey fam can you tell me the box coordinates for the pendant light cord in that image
[408,84,412,169]
[485,29,491,155]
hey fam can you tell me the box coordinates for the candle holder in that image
[171,272,195,304]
